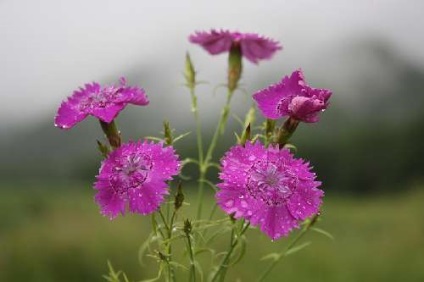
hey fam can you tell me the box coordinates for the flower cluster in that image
[55,77,148,129]
[55,29,331,243]
[216,142,323,240]
[189,29,282,64]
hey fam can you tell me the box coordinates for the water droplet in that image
[240,200,248,208]
[248,155,256,161]
[225,200,234,207]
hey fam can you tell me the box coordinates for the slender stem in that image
[186,232,197,282]
[211,222,250,282]
[257,218,316,282]
[273,117,299,148]
[196,169,207,220]
[158,209,176,282]
[204,89,234,165]
[197,89,234,220]
[190,87,205,165]
[99,120,121,149]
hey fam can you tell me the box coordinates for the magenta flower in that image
[216,142,323,240]
[55,78,149,129]
[189,29,282,64]
[94,141,180,219]
[253,70,332,123]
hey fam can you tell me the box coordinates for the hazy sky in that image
[1,0,423,128]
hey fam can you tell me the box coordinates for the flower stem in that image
[158,209,176,282]
[99,120,121,149]
[190,87,204,166]
[196,89,234,220]
[273,117,299,148]
[257,215,318,282]
[211,221,250,282]
[185,231,197,282]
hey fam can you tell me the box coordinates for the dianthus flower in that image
[55,78,148,129]
[216,142,323,240]
[94,141,180,219]
[253,70,332,123]
[189,29,282,64]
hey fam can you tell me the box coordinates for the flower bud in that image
[183,219,192,235]
[228,43,242,92]
[184,52,196,89]
[239,123,251,147]
[174,182,184,211]
[163,120,173,146]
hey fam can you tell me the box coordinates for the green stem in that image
[190,87,204,166]
[273,117,299,148]
[186,232,197,282]
[197,89,234,220]
[99,120,121,149]
[158,209,176,282]
[257,218,317,282]
[211,222,250,282]
[204,89,234,165]
[196,169,207,220]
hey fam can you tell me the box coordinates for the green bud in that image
[239,123,251,146]
[163,120,173,146]
[184,52,196,89]
[183,219,192,235]
[174,182,184,210]
[244,105,256,128]
[96,140,110,158]
[228,43,242,92]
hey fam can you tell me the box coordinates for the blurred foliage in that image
[1,181,423,282]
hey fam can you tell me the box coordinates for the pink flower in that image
[253,70,332,123]
[189,29,282,64]
[216,142,323,240]
[55,78,149,129]
[94,141,180,219]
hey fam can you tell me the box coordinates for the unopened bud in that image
[239,123,251,146]
[184,52,196,89]
[183,219,192,235]
[228,43,242,92]
[174,182,184,210]
[163,120,173,146]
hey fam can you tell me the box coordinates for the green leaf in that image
[285,241,311,256]
[260,253,280,261]
[229,237,247,266]
[311,227,335,240]
[173,131,191,143]
[138,232,156,266]
[144,136,163,142]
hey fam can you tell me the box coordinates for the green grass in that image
[1,182,423,282]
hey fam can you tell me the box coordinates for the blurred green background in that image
[1,0,424,281]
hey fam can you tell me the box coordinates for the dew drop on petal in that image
[225,200,234,207]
